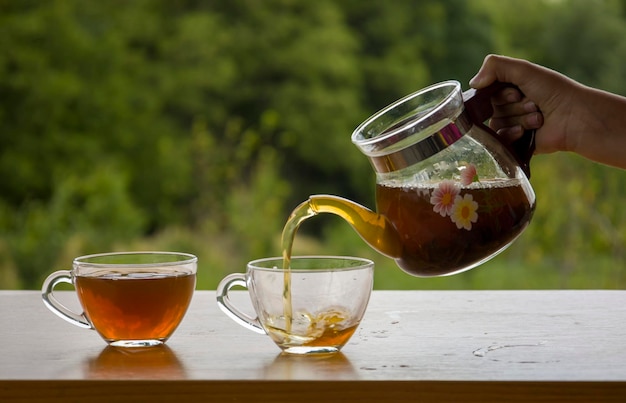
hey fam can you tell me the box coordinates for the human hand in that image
[469,54,578,156]
[470,54,626,169]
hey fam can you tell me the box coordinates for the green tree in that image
[1,0,625,290]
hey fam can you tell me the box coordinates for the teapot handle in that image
[462,82,536,178]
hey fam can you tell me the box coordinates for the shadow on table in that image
[84,345,187,379]
[263,352,357,380]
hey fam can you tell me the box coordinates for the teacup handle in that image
[41,270,92,329]
[216,273,265,334]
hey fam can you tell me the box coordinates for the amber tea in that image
[376,178,535,276]
[76,270,195,344]
[263,307,360,352]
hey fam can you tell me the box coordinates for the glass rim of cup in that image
[73,251,198,268]
[247,255,374,272]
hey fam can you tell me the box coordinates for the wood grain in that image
[1,290,625,402]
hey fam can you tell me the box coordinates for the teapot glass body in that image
[305,81,536,277]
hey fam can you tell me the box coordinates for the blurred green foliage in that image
[1,0,625,290]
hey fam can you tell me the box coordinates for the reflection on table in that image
[85,345,186,379]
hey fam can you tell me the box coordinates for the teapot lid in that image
[352,81,469,173]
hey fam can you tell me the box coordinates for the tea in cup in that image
[42,251,197,347]
[216,256,374,354]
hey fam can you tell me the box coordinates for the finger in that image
[491,100,538,119]
[495,125,524,143]
[490,115,523,132]
[490,111,543,132]
[491,87,522,106]
[470,54,536,90]
[523,110,543,129]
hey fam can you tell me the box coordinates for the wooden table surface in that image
[1,290,625,402]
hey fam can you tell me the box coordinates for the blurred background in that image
[1,0,625,290]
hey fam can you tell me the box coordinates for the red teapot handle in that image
[462,82,536,179]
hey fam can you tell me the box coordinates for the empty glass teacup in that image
[216,256,374,354]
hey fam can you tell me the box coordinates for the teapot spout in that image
[308,195,402,259]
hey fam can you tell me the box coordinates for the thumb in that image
[469,54,501,89]
[469,71,492,89]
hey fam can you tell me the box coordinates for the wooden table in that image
[1,290,625,402]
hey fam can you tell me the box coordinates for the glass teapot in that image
[285,81,536,277]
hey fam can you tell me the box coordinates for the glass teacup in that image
[217,256,374,354]
[42,251,197,347]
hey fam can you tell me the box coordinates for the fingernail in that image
[469,74,481,87]
[523,101,537,112]
[505,91,521,103]
[526,112,542,128]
